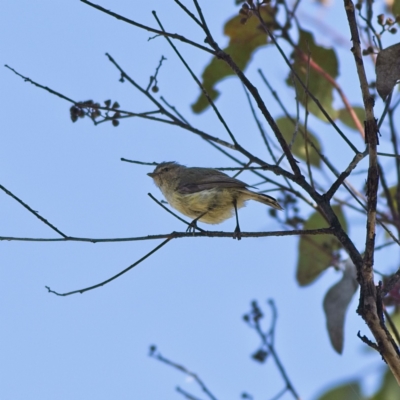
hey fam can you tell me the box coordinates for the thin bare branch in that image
[258,68,351,185]
[8,48,314,199]
[121,158,294,173]
[176,387,204,400]
[269,387,289,400]
[173,0,203,28]
[191,2,302,176]
[325,151,366,200]
[146,55,167,92]
[202,141,316,209]
[251,8,359,154]
[5,64,178,129]
[80,0,215,55]
[121,158,158,166]
[344,0,400,381]
[5,65,75,103]
[244,300,301,400]
[148,192,205,232]
[45,238,172,296]
[241,83,279,165]
[160,96,191,125]
[303,44,314,190]
[0,184,67,238]
[377,152,400,159]
[105,53,238,151]
[151,11,239,146]
[0,227,335,243]
[357,331,379,351]
[149,347,218,400]
[258,68,372,218]
[301,52,365,138]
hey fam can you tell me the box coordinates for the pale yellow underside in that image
[164,188,248,224]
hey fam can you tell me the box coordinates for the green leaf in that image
[288,29,339,121]
[296,205,347,286]
[192,6,275,113]
[390,0,400,18]
[370,368,400,400]
[276,116,322,167]
[387,310,400,337]
[337,106,364,131]
[315,381,362,400]
[380,185,398,211]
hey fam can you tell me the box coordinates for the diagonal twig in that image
[148,192,205,232]
[80,0,215,55]
[152,10,239,147]
[0,184,68,238]
[149,347,218,400]
[45,238,172,296]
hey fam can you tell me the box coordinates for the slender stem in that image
[173,0,203,28]
[80,0,215,55]
[148,193,205,232]
[191,1,302,176]
[150,349,218,400]
[151,11,239,146]
[5,65,75,104]
[1,228,335,243]
[0,184,67,238]
[303,46,314,190]
[325,152,366,200]
[45,238,172,296]
[105,53,237,151]
[344,0,400,382]
[251,8,359,154]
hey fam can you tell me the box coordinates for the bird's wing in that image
[177,169,247,194]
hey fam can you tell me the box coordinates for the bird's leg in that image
[186,211,207,233]
[233,199,241,240]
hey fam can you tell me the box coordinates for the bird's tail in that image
[242,189,283,210]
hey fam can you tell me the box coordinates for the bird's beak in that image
[147,172,155,178]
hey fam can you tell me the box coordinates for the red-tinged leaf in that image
[288,30,338,121]
[337,106,365,131]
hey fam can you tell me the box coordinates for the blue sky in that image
[1,1,395,399]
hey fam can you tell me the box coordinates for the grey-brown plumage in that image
[148,162,282,238]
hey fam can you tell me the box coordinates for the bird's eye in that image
[162,167,169,172]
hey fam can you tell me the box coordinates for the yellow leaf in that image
[192,6,275,113]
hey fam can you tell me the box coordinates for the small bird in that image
[148,162,282,239]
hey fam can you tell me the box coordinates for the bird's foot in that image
[233,225,242,241]
[186,220,199,234]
